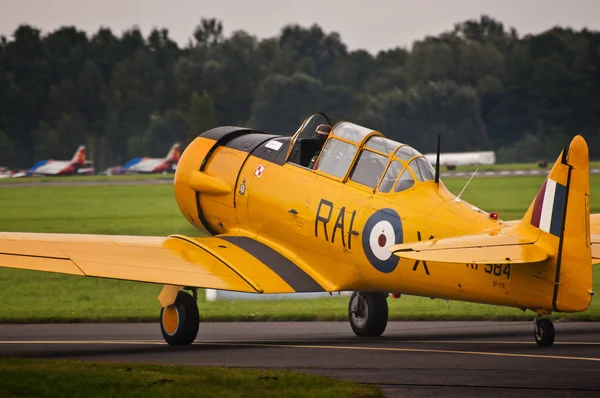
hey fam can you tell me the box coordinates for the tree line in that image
[1,16,599,169]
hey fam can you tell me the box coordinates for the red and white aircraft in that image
[12,145,87,177]
[107,143,181,175]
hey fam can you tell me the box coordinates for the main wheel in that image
[348,292,388,337]
[160,291,200,345]
[534,318,555,347]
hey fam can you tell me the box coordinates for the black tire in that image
[348,292,388,337]
[160,291,200,345]
[534,318,555,347]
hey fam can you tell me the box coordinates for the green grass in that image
[0,176,599,322]
[0,173,174,184]
[0,185,196,236]
[451,160,600,172]
[1,266,599,322]
[0,358,382,398]
[443,175,600,220]
[1,176,578,233]
[1,159,598,182]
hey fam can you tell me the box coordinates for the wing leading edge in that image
[0,232,325,294]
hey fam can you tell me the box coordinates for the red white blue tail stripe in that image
[530,178,567,237]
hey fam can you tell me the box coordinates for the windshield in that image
[409,157,435,181]
[316,138,358,178]
[379,160,403,193]
[350,150,388,188]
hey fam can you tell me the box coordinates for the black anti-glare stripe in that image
[170,235,261,293]
[220,236,324,292]
[224,133,279,153]
[200,126,256,141]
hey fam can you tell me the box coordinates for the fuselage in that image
[173,126,562,312]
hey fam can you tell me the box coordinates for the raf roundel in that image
[361,208,403,273]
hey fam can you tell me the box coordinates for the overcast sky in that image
[1,0,599,53]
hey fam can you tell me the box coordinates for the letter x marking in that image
[412,231,433,275]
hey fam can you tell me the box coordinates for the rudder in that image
[166,143,181,162]
[70,145,86,166]
[518,135,592,313]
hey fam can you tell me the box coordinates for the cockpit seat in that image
[288,138,318,168]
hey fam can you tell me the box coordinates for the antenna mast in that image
[434,135,441,185]
[455,168,479,202]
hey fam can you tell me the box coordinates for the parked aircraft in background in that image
[0,167,14,179]
[425,150,496,168]
[11,146,87,177]
[77,160,96,176]
[1,113,598,348]
[104,143,181,175]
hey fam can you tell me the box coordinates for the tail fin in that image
[165,143,181,163]
[70,145,86,166]
[518,135,591,312]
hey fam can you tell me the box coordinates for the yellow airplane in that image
[1,112,599,347]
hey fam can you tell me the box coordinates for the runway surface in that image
[1,321,600,397]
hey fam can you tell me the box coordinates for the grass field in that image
[0,173,174,184]
[0,358,382,398]
[2,159,599,184]
[0,175,599,322]
[451,160,600,172]
[0,184,196,236]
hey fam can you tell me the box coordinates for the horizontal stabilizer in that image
[591,214,600,234]
[592,234,600,262]
[390,232,548,264]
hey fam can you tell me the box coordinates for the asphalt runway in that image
[1,321,600,397]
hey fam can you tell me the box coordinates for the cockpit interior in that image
[286,113,436,194]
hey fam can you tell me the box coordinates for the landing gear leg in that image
[348,292,388,337]
[160,290,200,345]
[533,315,555,347]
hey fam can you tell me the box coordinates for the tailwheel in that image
[160,291,200,345]
[534,317,555,347]
[348,292,388,337]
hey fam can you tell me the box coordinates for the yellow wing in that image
[0,232,325,294]
[389,232,548,264]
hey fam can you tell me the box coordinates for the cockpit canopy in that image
[314,122,435,193]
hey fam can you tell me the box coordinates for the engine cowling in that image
[174,127,279,235]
